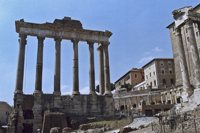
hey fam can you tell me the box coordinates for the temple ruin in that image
[7,17,114,133]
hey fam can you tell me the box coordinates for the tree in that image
[95,83,115,93]
[120,83,133,92]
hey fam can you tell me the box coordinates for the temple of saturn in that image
[7,17,114,133]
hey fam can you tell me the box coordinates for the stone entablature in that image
[15,18,112,43]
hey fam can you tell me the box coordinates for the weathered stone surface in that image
[119,127,133,133]
[42,111,68,133]
[62,127,72,133]
[50,127,62,133]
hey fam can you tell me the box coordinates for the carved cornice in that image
[15,19,112,43]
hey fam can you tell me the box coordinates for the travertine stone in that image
[165,93,168,104]
[174,91,177,104]
[161,94,163,104]
[87,41,96,95]
[97,44,105,95]
[34,36,45,94]
[15,34,27,94]
[170,92,173,104]
[53,37,62,96]
[186,20,200,89]
[103,42,112,96]
[175,28,192,98]
[72,38,80,95]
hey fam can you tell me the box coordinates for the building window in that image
[160,61,164,66]
[194,23,198,28]
[135,82,138,85]
[196,31,199,38]
[168,61,171,66]
[119,82,121,85]
[172,26,175,31]
[187,37,190,42]
[142,75,144,79]
[125,75,130,81]
[161,68,165,74]
[185,28,188,34]
[149,72,151,77]
[169,68,172,74]
[163,79,166,85]
[134,74,137,78]
[154,80,156,86]
[170,79,174,85]
[146,75,148,79]
[150,82,152,86]
[153,71,155,75]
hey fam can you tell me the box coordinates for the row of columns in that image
[14,34,112,96]
[175,20,200,99]
[160,89,180,105]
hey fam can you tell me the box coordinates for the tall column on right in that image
[72,38,80,95]
[175,28,192,101]
[103,42,112,96]
[97,43,105,95]
[186,20,200,104]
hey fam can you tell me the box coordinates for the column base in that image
[194,88,200,105]
[53,91,61,96]
[89,91,97,95]
[14,90,23,94]
[104,91,112,96]
[72,91,80,95]
[33,90,43,94]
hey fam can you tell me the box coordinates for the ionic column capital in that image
[87,40,95,45]
[54,36,62,41]
[71,38,79,43]
[102,41,110,46]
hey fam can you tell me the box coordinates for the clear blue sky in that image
[0,0,199,106]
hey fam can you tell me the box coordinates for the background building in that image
[0,102,12,125]
[115,68,144,91]
[142,58,175,89]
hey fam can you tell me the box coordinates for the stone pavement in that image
[106,117,158,133]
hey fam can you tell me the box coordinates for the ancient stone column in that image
[174,90,177,104]
[175,28,192,97]
[72,38,80,95]
[170,92,173,104]
[186,20,200,88]
[97,44,105,95]
[154,95,157,105]
[53,37,62,95]
[103,42,112,96]
[165,93,168,104]
[15,34,27,94]
[87,41,96,95]
[161,93,163,104]
[34,36,45,94]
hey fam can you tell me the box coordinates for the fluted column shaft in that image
[165,93,168,104]
[170,92,173,104]
[15,34,27,94]
[186,20,200,88]
[175,28,192,95]
[161,94,163,104]
[34,36,45,94]
[103,42,112,96]
[174,91,177,104]
[88,41,96,95]
[54,37,62,95]
[154,95,157,105]
[97,44,105,95]
[72,38,80,95]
